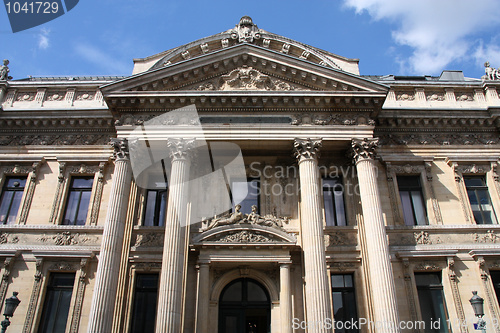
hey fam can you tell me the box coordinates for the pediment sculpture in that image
[201,204,289,231]
[195,66,305,91]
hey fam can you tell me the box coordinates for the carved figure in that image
[484,62,500,80]
[0,59,11,81]
[207,204,244,229]
[230,16,261,43]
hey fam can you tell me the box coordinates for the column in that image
[293,138,332,333]
[87,138,132,333]
[351,138,400,333]
[196,262,210,333]
[155,138,194,333]
[280,262,292,333]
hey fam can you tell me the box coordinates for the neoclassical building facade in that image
[0,16,500,333]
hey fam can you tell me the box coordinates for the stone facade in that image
[1,16,500,333]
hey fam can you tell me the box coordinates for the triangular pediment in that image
[101,44,388,95]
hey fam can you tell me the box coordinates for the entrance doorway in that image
[218,278,270,333]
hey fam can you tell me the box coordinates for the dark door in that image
[219,278,270,333]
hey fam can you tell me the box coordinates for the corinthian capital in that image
[167,138,195,161]
[293,138,322,162]
[351,138,379,163]
[110,138,129,161]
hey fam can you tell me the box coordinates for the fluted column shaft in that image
[352,138,400,333]
[155,139,193,333]
[280,263,292,333]
[87,139,132,333]
[294,138,332,333]
[196,262,210,333]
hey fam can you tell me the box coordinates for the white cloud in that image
[74,42,131,74]
[343,0,500,74]
[38,28,50,50]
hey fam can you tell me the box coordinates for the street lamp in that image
[469,291,486,332]
[1,292,20,333]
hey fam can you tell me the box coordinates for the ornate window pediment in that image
[193,224,296,244]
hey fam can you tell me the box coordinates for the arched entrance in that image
[218,278,271,333]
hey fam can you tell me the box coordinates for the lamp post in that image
[469,291,486,332]
[0,292,20,333]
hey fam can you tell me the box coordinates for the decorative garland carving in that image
[134,262,162,271]
[293,138,322,162]
[38,232,95,246]
[69,258,91,333]
[330,262,355,272]
[474,230,498,243]
[379,133,499,146]
[414,231,432,245]
[48,262,75,271]
[0,256,16,314]
[134,232,164,247]
[23,258,43,333]
[447,257,469,333]
[413,262,441,271]
[89,162,106,225]
[351,138,378,163]
[0,134,111,146]
[215,230,274,243]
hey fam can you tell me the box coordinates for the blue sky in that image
[1,0,500,80]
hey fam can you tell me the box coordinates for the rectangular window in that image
[397,176,427,226]
[331,274,358,332]
[143,187,168,227]
[231,178,260,215]
[323,178,346,226]
[465,176,497,224]
[0,177,27,225]
[62,177,93,225]
[38,273,75,333]
[130,273,159,333]
[491,271,500,305]
[415,273,449,333]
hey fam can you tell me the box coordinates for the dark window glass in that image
[398,176,427,226]
[130,274,159,333]
[415,273,450,333]
[38,273,75,333]
[323,178,346,226]
[219,278,270,333]
[143,186,168,226]
[331,274,358,333]
[231,178,260,215]
[130,274,158,333]
[62,177,93,225]
[491,271,500,306]
[464,176,497,224]
[0,177,26,225]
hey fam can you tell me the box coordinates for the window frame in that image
[464,175,498,224]
[50,162,105,226]
[61,176,94,226]
[330,273,359,332]
[413,272,450,333]
[230,177,260,215]
[0,176,27,225]
[142,187,168,227]
[322,177,347,227]
[396,175,428,226]
[129,273,160,333]
[37,272,76,333]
